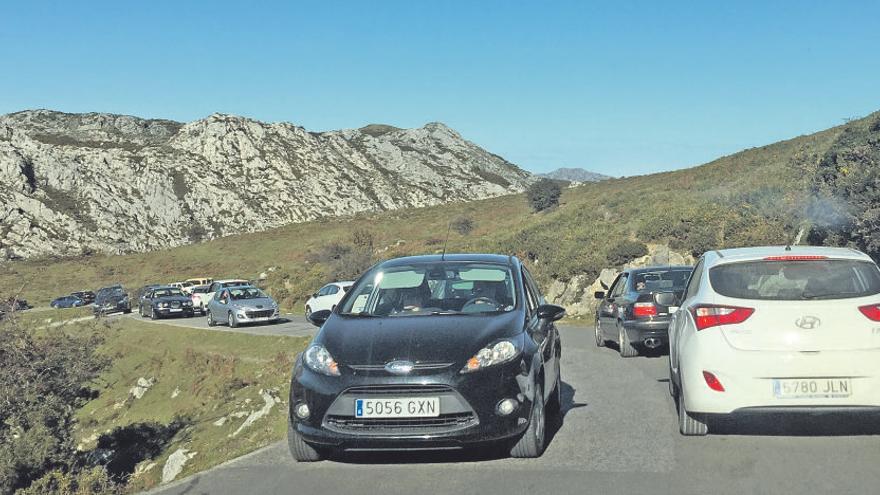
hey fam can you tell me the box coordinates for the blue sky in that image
[1,1,878,175]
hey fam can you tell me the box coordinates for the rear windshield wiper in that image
[800,291,859,300]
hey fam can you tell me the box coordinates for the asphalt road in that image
[120,311,317,338]
[148,324,880,495]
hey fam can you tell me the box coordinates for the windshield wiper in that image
[801,291,859,300]
[429,310,465,315]
[340,311,380,318]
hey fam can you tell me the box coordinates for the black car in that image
[51,295,85,308]
[138,286,195,319]
[288,254,566,461]
[71,290,96,305]
[93,285,132,317]
[593,265,692,357]
[1,296,32,312]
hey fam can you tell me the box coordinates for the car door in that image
[212,289,230,315]
[312,285,334,311]
[669,257,704,374]
[522,267,557,399]
[599,273,628,338]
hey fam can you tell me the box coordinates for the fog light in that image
[496,398,518,416]
[294,402,310,419]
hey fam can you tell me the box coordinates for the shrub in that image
[606,240,649,266]
[526,179,562,212]
[17,466,120,495]
[450,216,474,235]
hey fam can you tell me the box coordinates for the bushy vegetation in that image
[450,216,475,236]
[0,315,109,494]
[606,240,649,266]
[526,179,562,212]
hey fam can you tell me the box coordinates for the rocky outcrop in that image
[0,110,535,259]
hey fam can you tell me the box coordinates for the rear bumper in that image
[680,338,880,414]
[622,318,670,346]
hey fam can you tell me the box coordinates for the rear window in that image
[632,269,691,293]
[709,259,880,300]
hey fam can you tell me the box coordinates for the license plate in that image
[668,306,679,313]
[169,308,182,312]
[355,397,440,418]
[773,378,852,399]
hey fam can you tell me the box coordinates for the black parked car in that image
[93,285,132,317]
[71,290,96,305]
[138,286,195,319]
[594,266,692,357]
[51,295,85,308]
[288,254,566,461]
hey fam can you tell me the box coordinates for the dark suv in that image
[288,254,566,461]
[93,285,132,317]
[594,266,692,357]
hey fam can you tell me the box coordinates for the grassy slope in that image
[0,113,867,309]
[60,318,308,492]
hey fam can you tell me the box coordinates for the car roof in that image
[707,245,873,265]
[151,286,178,291]
[626,265,692,275]
[216,278,249,283]
[379,253,519,268]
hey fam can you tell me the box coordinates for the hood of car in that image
[318,310,523,366]
[230,297,276,309]
[97,294,127,304]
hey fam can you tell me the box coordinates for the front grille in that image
[325,412,476,433]
[246,309,274,318]
[348,362,454,372]
[170,301,182,309]
[342,384,453,395]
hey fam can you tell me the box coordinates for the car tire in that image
[288,422,325,462]
[510,383,546,458]
[150,308,159,320]
[617,322,638,358]
[677,381,709,436]
[594,320,606,347]
[207,310,216,327]
[228,312,238,328]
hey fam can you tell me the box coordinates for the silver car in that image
[206,285,280,328]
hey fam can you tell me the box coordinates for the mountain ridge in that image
[0,110,534,260]
[539,167,611,183]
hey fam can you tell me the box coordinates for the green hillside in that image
[2,112,878,309]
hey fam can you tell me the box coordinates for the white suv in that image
[668,246,880,435]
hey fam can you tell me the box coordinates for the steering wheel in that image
[461,296,498,312]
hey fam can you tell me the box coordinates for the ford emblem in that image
[385,360,415,375]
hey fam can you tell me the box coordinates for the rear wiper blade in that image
[801,291,858,300]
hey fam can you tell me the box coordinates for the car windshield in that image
[632,269,691,293]
[229,287,267,300]
[339,262,516,317]
[710,259,880,300]
[192,286,209,293]
[153,288,184,298]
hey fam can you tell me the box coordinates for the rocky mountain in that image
[539,167,611,183]
[0,110,535,259]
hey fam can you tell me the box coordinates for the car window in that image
[522,268,538,314]
[611,273,628,298]
[326,285,340,295]
[228,287,267,300]
[683,258,705,301]
[710,259,880,300]
[632,269,691,293]
[523,267,543,306]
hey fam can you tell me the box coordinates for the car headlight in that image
[183,301,192,306]
[461,339,521,373]
[159,302,168,308]
[303,344,340,376]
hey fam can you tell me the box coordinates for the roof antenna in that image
[441,220,452,261]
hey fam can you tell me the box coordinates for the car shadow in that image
[608,341,669,358]
[708,414,880,437]
[330,380,585,464]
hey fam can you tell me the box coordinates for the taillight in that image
[690,304,754,330]
[763,255,828,261]
[633,302,657,318]
[702,371,725,392]
[858,304,880,321]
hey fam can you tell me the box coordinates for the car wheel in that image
[288,422,325,462]
[150,307,159,320]
[677,381,709,436]
[228,312,238,328]
[207,310,216,327]
[617,322,638,358]
[594,320,606,347]
[305,306,311,319]
[510,383,546,458]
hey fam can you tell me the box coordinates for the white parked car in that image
[668,246,880,435]
[304,281,354,318]
[188,285,212,315]
[203,279,250,308]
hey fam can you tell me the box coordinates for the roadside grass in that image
[61,318,308,492]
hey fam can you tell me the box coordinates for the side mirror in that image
[312,293,318,298]
[536,304,566,322]
[655,292,678,307]
[593,291,605,300]
[308,309,332,327]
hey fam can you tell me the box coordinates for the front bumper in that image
[94,302,130,315]
[154,307,195,317]
[290,358,532,450]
